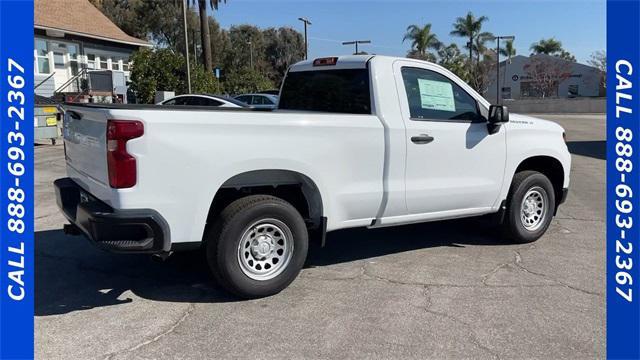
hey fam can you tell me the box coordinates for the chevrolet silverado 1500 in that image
[55,55,571,298]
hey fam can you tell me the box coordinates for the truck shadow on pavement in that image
[566,140,605,160]
[35,217,507,316]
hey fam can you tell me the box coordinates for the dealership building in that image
[484,54,605,101]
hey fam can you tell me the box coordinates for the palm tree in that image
[450,11,489,64]
[499,39,516,62]
[403,24,441,60]
[499,39,516,90]
[191,0,227,73]
[530,38,563,55]
[472,31,494,63]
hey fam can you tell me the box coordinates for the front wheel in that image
[205,195,308,298]
[502,171,556,243]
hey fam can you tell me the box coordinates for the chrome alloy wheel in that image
[520,187,547,231]
[237,219,294,281]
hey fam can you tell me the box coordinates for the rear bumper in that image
[54,177,170,253]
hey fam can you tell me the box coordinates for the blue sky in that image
[212,0,605,64]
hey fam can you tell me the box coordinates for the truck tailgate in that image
[62,106,110,187]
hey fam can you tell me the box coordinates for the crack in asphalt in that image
[511,250,602,297]
[555,215,604,222]
[102,303,195,360]
[420,286,501,360]
[307,258,602,297]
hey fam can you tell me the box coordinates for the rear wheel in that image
[205,195,308,298]
[502,171,556,243]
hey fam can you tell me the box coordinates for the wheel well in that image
[515,156,564,205]
[206,170,323,230]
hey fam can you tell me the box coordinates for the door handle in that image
[411,134,434,144]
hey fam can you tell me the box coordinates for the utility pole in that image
[192,29,197,62]
[182,0,191,93]
[494,35,515,104]
[298,17,312,60]
[342,40,371,55]
[247,40,253,70]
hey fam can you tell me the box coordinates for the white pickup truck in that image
[55,55,570,298]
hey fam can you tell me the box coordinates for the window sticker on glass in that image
[417,79,456,112]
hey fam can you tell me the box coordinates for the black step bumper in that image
[54,177,170,253]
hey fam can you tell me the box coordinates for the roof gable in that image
[35,0,150,47]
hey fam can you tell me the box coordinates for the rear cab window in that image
[279,69,371,114]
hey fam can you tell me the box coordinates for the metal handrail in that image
[34,72,56,90]
[54,67,89,94]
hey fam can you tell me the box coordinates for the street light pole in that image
[182,0,191,93]
[247,40,253,70]
[341,40,371,55]
[192,29,197,62]
[496,36,499,104]
[298,17,312,60]
[494,35,515,104]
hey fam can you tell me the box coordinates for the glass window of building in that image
[68,44,79,75]
[87,54,96,69]
[34,39,50,74]
[112,58,122,71]
[53,52,65,69]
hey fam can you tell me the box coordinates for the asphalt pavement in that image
[35,114,605,359]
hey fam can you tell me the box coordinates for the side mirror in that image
[488,105,509,124]
[487,105,508,134]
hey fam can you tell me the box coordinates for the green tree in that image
[208,17,231,69]
[437,43,469,81]
[223,69,274,95]
[89,0,148,39]
[529,38,563,55]
[530,38,576,62]
[472,31,494,63]
[498,39,516,91]
[129,48,221,103]
[450,11,489,64]
[403,24,441,60]
[191,0,227,73]
[222,25,267,74]
[91,0,201,52]
[264,27,305,85]
[558,50,576,62]
[407,49,436,62]
[499,39,516,60]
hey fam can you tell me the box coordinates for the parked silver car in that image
[158,94,248,108]
[234,93,279,109]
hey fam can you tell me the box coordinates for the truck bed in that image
[61,102,386,246]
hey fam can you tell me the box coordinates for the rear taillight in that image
[106,120,144,188]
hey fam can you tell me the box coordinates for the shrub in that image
[129,48,222,103]
[222,68,274,95]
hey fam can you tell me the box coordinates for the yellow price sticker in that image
[46,117,58,126]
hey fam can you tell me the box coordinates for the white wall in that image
[504,97,606,114]
[485,55,603,101]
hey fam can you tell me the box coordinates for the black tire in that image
[502,171,556,243]
[205,195,308,298]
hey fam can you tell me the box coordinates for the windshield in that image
[278,69,371,114]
